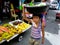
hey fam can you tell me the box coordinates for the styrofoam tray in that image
[7,34,19,42]
[0,40,5,44]
[7,25,31,42]
[9,19,23,27]
[7,20,32,42]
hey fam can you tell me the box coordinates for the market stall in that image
[0,19,31,44]
[0,0,49,44]
[0,0,32,44]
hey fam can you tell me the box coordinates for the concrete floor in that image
[1,10,60,45]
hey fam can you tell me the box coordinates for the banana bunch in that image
[8,26,17,34]
[9,31,14,35]
[0,29,4,41]
[2,22,30,35]
[22,22,30,29]
[2,32,13,40]
[17,24,26,30]
[0,30,3,36]
[17,22,30,31]
[3,24,17,34]
[3,23,11,27]
[17,28,22,34]
[0,37,2,41]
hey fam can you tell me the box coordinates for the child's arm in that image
[23,17,32,23]
[41,21,45,44]
[23,17,31,23]
[22,6,32,24]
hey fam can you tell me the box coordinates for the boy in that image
[23,14,45,45]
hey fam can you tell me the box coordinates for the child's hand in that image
[41,38,44,44]
[42,22,45,27]
[41,30,45,44]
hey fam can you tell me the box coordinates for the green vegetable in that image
[39,3,46,6]
[19,6,23,10]
[29,2,34,6]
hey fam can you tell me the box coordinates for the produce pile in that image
[0,25,14,41]
[25,2,46,7]
[0,21,30,42]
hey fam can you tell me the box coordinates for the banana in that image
[0,37,2,41]
[17,30,22,34]
[2,32,9,39]
[5,35,12,40]
[3,23,11,27]
[9,31,14,35]
[10,28,17,33]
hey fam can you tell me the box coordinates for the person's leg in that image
[29,37,35,45]
[34,39,40,45]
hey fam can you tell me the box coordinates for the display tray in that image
[9,19,31,32]
[0,20,31,43]
[7,25,31,42]
[9,19,23,27]
[24,2,49,14]
[7,20,31,42]
[0,40,5,44]
[7,34,19,42]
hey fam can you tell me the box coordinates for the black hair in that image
[32,13,43,19]
[32,13,43,23]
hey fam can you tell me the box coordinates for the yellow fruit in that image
[10,28,17,33]
[0,37,2,41]
[22,22,30,28]
[19,26,25,30]
[17,30,22,34]
[9,31,14,35]
[2,32,9,39]
[5,35,12,40]
[3,23,11,27]
[17,22,30,32]
[2,32,14,40]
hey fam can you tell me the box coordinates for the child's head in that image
[32,14,41,23]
